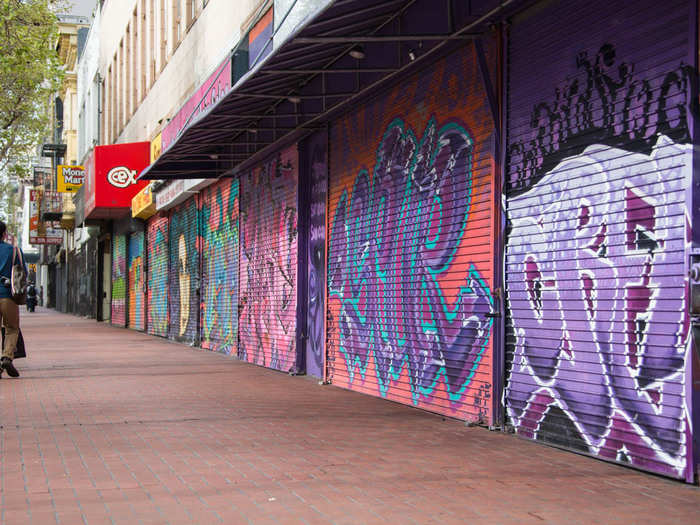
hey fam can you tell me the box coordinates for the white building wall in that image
[100,0,261,146]
[78,7,101,163]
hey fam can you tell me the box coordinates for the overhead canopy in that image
[140,0,524,180]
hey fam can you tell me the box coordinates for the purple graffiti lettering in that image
[506,135,691,475]
[329,118,493,405]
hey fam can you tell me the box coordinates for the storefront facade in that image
[112,0,700,482]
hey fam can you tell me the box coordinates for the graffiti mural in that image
[239,146,298,372]
[169,198,199,343]
[111,234,127,326]
[507,43,696,195]
[329,118,493,412]
[200,179,239,354]
[305,131,327,378]
[328,41,497,422]
[505,40,694,479]
[128,232,145,330]
[147,215,169,337]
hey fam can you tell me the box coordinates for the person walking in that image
[26,282,37,312]
[0,220,26,378]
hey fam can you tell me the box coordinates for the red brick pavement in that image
[0,308,697,524]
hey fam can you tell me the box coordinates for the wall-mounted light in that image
[349,45,365,60]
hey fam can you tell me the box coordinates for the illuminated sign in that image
[132,184,156,219]
[57,165,85,192]
[84,142,150,220]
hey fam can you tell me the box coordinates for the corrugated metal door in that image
[239,146,299,372]
[303,129,327,378]
[327,42,497,423]
[147,213,169,337]
[200,179,239,354]
[168,197,200,344]
[128,231,145,331]
[111,234,127,327]
[504,0,693,480]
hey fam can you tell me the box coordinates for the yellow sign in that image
[150,133,162,163]
[132,184,156,219]
[57,165,85,192]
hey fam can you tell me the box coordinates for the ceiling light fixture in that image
[349,45,365,60]
[408,49,416,62]
[288,95,301,104]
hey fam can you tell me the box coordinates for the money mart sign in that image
[57,165,85,192]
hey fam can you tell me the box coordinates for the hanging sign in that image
[57,165,85,192]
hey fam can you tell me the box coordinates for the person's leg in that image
[0,298,20,377]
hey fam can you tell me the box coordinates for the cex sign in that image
[84,142,150,220]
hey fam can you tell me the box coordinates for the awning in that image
[140,0,524,180]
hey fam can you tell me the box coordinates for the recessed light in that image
[349,46,365,60]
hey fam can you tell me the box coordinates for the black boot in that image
[1,357,19,378]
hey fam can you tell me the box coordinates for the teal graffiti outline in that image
[330,117,493,405]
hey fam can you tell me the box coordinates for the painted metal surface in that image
[200,179,240,354]
[111,234,127,327]
[168,198,200,344]
[504,0,694,480]
[304,129,327,378]
[239,146,299,372]
[147,213,169,338]
[327,41,497,423]
[128,231,145,331]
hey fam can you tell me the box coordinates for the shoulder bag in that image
[10,246,27,305]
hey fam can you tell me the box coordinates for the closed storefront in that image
[327,42,497,423]
[168,197,200,344]
[302,130,327,378]
[147,213,169,337]
[111,233,127,327]
[504,0,694,480]
[76,237,98,318]
[200,179,239,354]
[55,261,67,313]
[239,146,299,372]
[128,231,146,331]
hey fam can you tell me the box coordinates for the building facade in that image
[67,0,700,483]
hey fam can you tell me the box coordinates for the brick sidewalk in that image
[0,309,697,524]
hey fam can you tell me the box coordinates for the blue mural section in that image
[201,179,240,354]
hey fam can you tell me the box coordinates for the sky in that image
[66,0,97,18]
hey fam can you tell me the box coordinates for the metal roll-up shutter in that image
[200,178,240,354]
[303,129,328,379]
[168,197,200,344]
[239,146,299,372]
[111,234,127,327]
[147,213,169,337]
[504,0,693,480]
[327,42,497,423]
[128,231,145,331]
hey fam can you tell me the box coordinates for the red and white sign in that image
[28,189,63,245]
[84,142,150,220]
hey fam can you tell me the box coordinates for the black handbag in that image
[0,326,26,359]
